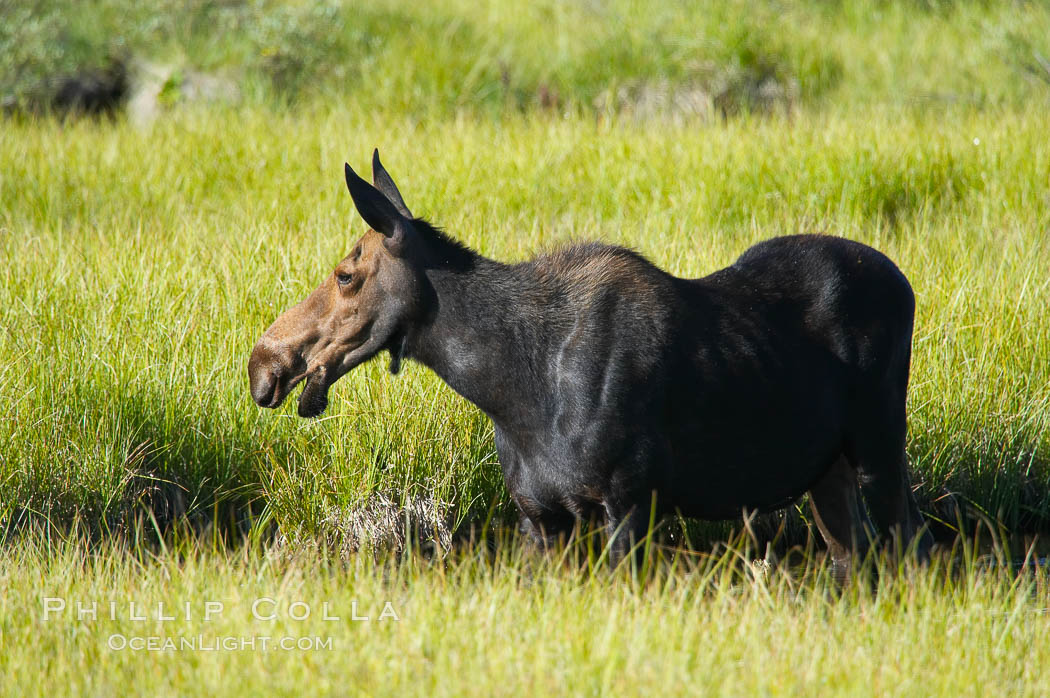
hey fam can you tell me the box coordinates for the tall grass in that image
[3,2,1050,693]
[1,105,1048,541]
[1,525,1048,696]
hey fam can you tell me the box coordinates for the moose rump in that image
[663,237,922,532]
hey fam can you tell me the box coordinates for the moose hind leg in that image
[809,457,873,584]
[849,397,933,562]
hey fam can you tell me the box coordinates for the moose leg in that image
[600,434,671,569]
[515,495,576,552]
[808,456,873,584]
[857,457,931,562]
[849,398,933,562]
[518,513,571,550]
[602,492,655,570]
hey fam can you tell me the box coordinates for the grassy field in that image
[3,105,1048,541]
[2,0,1050,694]
[2,529,1049,696]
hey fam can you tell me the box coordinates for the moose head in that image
[248,151,427,418]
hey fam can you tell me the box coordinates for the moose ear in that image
[371,149,413,218]
[344,162,410,255]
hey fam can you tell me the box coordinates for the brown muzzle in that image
[248,346,279,407]
[247,338,307,409]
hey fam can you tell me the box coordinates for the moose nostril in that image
[250,370,279,407]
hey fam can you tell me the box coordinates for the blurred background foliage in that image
[2,0,1049,119]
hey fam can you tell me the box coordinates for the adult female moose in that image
[248,151,933,578]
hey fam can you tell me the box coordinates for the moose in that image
[248,151,933,578]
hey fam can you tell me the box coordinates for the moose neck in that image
[405,228,542,428]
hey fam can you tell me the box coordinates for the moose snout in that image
[248,343,287,408]
[250,366,279,407]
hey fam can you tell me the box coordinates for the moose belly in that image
[663,379,848,520]
[667,446,841,520]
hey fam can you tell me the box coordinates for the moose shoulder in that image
[248,151,933,577]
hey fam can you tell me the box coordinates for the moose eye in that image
[336,272,353,287]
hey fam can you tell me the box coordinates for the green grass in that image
[2,105,1048,540]
[3,0,1050,114]
[1,527,1048,696]
[3,1,1050,693]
